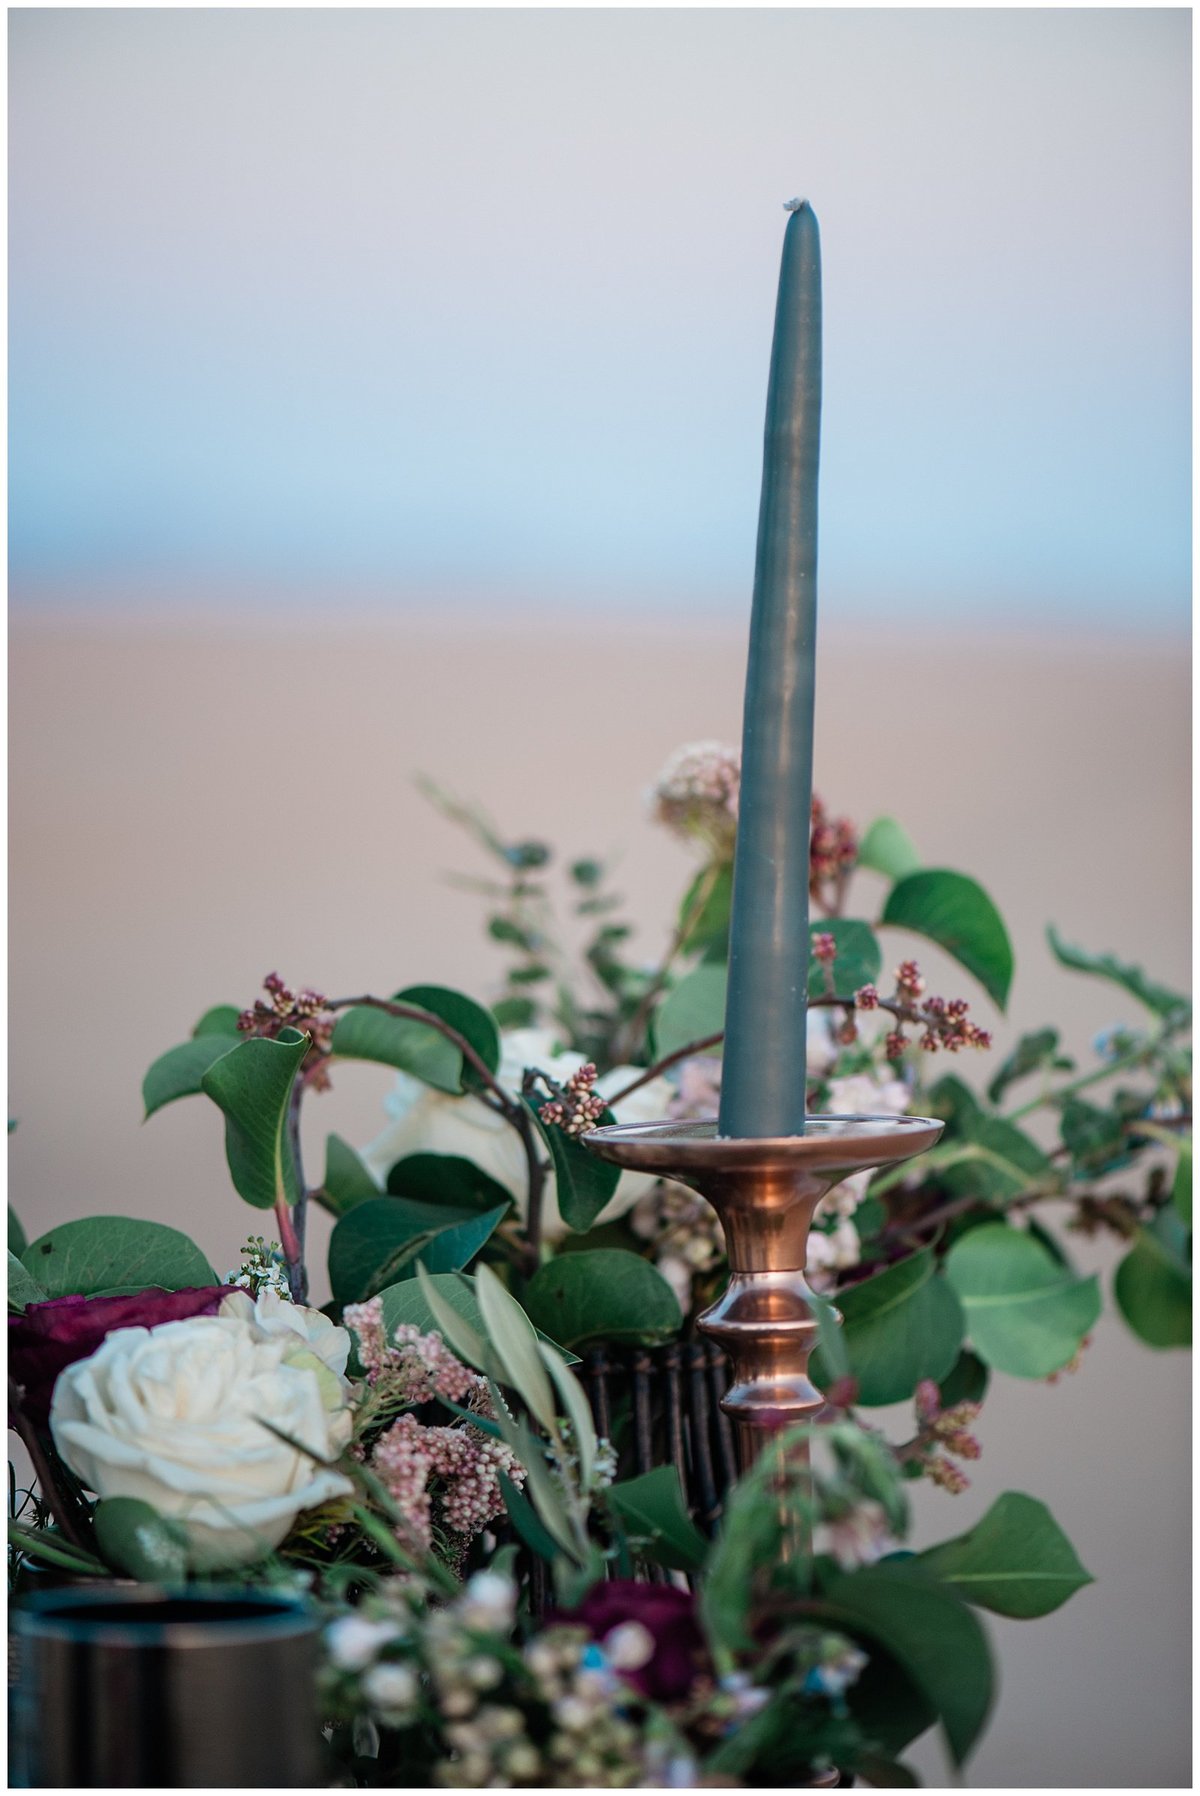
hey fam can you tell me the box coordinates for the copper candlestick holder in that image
[582,1114,943,1469]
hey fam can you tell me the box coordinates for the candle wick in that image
[782,197,807,212]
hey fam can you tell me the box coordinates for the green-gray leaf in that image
[386,1152,513,1214]
[526,1099,621,1233]
[945,1223,1101,1378]
[1046,925,1190,1024]
[652,963,726,1062]
[8,1251,46,1311]
[328,1197,507,1304]
[811,1247,963,1406]
[807,919,882,1001]
[523,1250,682,1350]
[143,1034,240,1119]
[201,1033,308,1210]
[94,1497,190,1582]
[986,1028,1069,1106]
[915,1490,1093,1618]
[22,1217,215,1298]
[857,816,921,882]
[606,1465,707,1571]
[8,1204,26,1257]
[385,1270,577,1365]
[394,985,501,1092]
[319,1134,381,1218]
[330,1005,462,1095]
[192,1004,243,1038]
[882,869,1013,1011]
[1114,1208,1191,1348]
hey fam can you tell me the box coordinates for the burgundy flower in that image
[9,1286,234,1428]
[570,1580,708,1702]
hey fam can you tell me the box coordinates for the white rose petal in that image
[361,1027,673,1243]
[327,1615,403,1672]
[50,1315,353,1571]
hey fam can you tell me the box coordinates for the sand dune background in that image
[9,611,1191,1786]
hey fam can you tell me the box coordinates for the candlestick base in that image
[581,1115,942,1466]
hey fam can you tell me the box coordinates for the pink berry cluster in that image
[810,794,858,910]
[913,1379,983,1494]
[853,960,992,1059]
[238,972,336,1056]
[371,1412,525,1556]
[346,1307,481,1404]
[539,1064,606,1137]
[649,741,740,857]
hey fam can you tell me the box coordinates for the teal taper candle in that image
[718,200,822,1139]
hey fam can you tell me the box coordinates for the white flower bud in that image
[603,1620,655,1671]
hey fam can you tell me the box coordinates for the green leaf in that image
[857,816,921,882]
[8,1250,46,1311]
[475,1263,558,1434]
[1114,1209,1191,1348]
[525,1099,621,1233]
[605,1465,707,1572]
[319,1134,381,1218]
[945,1223,1101,1378]
[986,1028,1070,1105]
[677,862,733,959]
[22,1216,215,1299]
[192,1004,243,1038]
[816,1561,994,1765]
[937,1349,989,1409]
[388,1269,578,1366]
[1172,1135,1192,1227]
[143,1033,240,1119]
[499,1470,562,1564]
[807,919,883,1001]
[1046,925,1190,1024]
[1060,1096,1129,1179]
[493,995,537,1030]
[8,1205,26,1257]
[881,869,1013,1011]
[330,1005,462,1095]
[328,1197,507,1305]
[652,963,726,1061]
[915,1490,1093,1618]
[941,1113,1054,1204]
[385,1152,513,1214]
[94,1497,189,1583]
[523,1250,682,1350]
[200,1032,308,1210]
[539,1342,597,1490]
[394,984,501,1093]
[811,1248,964,1406]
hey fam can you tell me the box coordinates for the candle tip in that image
[782,197,808,212]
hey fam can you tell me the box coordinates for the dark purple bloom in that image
[9,1287,234,1428]
[571,1579,708,1702]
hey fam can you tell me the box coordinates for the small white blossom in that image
[327,1615,403,1672]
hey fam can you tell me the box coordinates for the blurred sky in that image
[9,7,1191,628]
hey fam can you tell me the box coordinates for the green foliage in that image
[524,1099,620,1233]
[192,1004,243,1037]
[1046,925,1191,1025]
[9,1204,26,1257]
[857,816,921,881]
[937,1349,990,1409]
[328,1197,508,1304]
[393,985,501,1091]
[811,1248,964,1406]
[987,1028,1072,1105]
[652,963,726,1060]
[605,1465,708,1571]
[677,861,733,959]
[815,1562,994,1766]
[881,869,1014,1010]
[94,1497,189,1582]
[524,1250,682,1350]
[914,1491,1093,1618]
[1114,1207,1191,1348]
[1059,1096,1130,1179]
[8,1250,46,1311]
[143,1032,240,1119]
[385,1153,515,1214]
[21,1216,215,1298]
[945,1223,1101,1378]
[475,1262,559,1435]
[319,1134,381,1218]
[330,1005,463,1094]
[201,1032,309,1211]
[807,919,883,1001]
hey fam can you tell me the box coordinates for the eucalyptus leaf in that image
[1046,925,1191,1024]
[914,1490,1093,1618]
[523,1250,682,1350]
[328,1197,507,1305]
[394,984,501,1092]
[1172,1135,1193,1227]
[192,1004,243,1038]
[605,1465,707,1571]
[94,1497,189,1583]
[330,1005,462,1095]
[499,1471,562,1564]
[937,1349,990,1409]
[8,1251,46,1311]
[8,1204,26,1257]
[677,862,733,960]
[385,1270,578,1365]
[652,963,727,1062]
[386,1152,513,1214]
[1060,1096,1129,1179]
[945,1223,1101,1378]
[986,1028,1070,1106]
[806,919,883,1001]
[525,1099,621,1233]
[21,1216,215,1299]
[857,816,921,882]
[810,1248,963,1406]
[200,1032,308,1210]
[815,1561,994,1766]
[539,1342,596,1489]
[143,1033,240,1119]
[881,869,1013,1011]
[475,1263,558,1434]
[1114,1210,1191,1348]
[319,1134,381,1218]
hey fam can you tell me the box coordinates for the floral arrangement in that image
[8,745,1191,1785]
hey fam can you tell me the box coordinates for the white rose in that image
[220,1288,352,1399]
[820,1067,912,1217]
[50,1314,354,1570]
[361,1027,672,1243]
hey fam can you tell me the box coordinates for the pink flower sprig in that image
[238,972,337,1089]
[537,1062,607,1138]
[810,794,858,915]
[850,960,992,1059]
[909,1379,984,1494]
